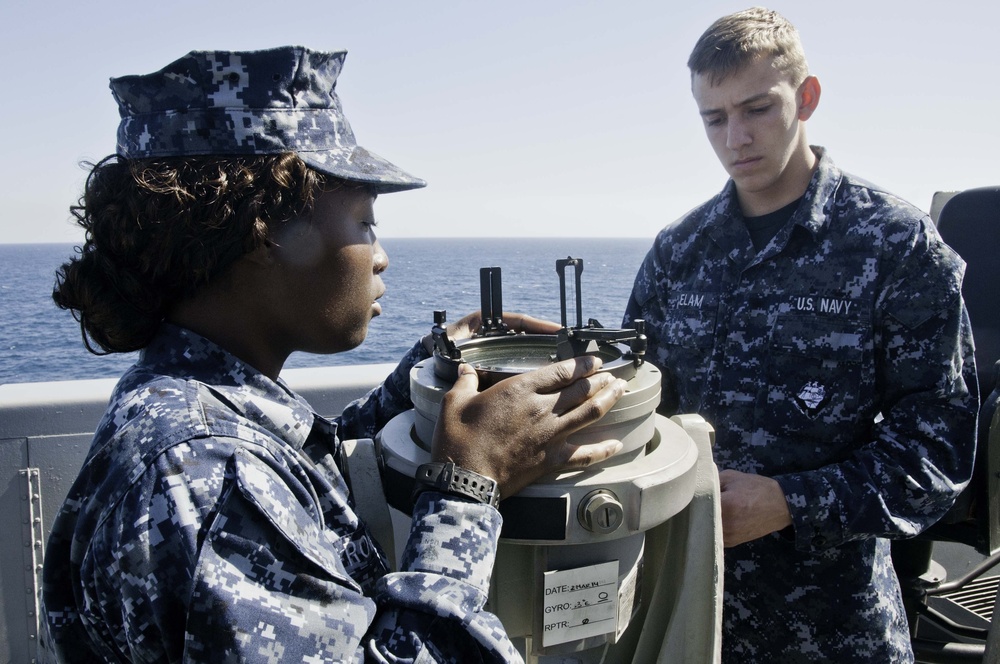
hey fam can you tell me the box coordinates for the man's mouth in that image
[732,156,762,169]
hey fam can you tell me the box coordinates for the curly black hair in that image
[53,152,329,354]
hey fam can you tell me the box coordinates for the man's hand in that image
[718,469,793,548]
[431,356,627,498]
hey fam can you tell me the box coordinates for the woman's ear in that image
[243,241,276,268]
[797,75,821,121]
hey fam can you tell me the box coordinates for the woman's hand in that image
[421,310,561,360]
[431,355,626,498]
[444,311,562,341]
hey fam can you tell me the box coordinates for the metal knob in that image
[578,489,624,534]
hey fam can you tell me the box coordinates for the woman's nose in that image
[373,240,389,274]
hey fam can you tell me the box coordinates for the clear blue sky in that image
[1,0,997,243]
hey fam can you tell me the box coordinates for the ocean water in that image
[0,238,650,385]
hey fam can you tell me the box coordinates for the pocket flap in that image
[771,315,865,362]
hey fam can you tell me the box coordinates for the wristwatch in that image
[412,462,500,508]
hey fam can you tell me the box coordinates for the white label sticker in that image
[541,561,619,647]
[616,558,640,641]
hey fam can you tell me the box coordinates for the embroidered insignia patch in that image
[795,381,829,416]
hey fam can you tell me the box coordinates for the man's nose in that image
[726,117,751,150]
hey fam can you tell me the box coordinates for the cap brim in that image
[299,146,426,194]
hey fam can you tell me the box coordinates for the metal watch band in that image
[412,462,500,508]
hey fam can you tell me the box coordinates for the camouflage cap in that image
[110,46,426,194]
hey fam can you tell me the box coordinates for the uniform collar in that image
[795,146,843,240]
[138,323,317,449]
[705,146,844,261]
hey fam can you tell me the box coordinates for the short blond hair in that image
[688,7,809,86]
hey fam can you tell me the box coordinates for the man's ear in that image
[797,75,821,121]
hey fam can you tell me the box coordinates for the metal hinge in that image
[19,468,44,662]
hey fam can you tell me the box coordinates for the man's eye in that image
[705,117,723,127]
[749,105,770,115]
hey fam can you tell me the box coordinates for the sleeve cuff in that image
[774,472,844,551]
[398,491,502,597]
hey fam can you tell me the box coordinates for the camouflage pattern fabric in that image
[41,324,519,663]
[111,46,425,194]
[624,147,978,663]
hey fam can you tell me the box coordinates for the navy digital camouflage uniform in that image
[624,147,978,662]
[41,324,520,663]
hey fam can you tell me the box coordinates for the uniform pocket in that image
[766,315,870,458]
[186,452,377,660]
[657,293,719,412]
[663,292,719,350]
[225,448,359,586]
